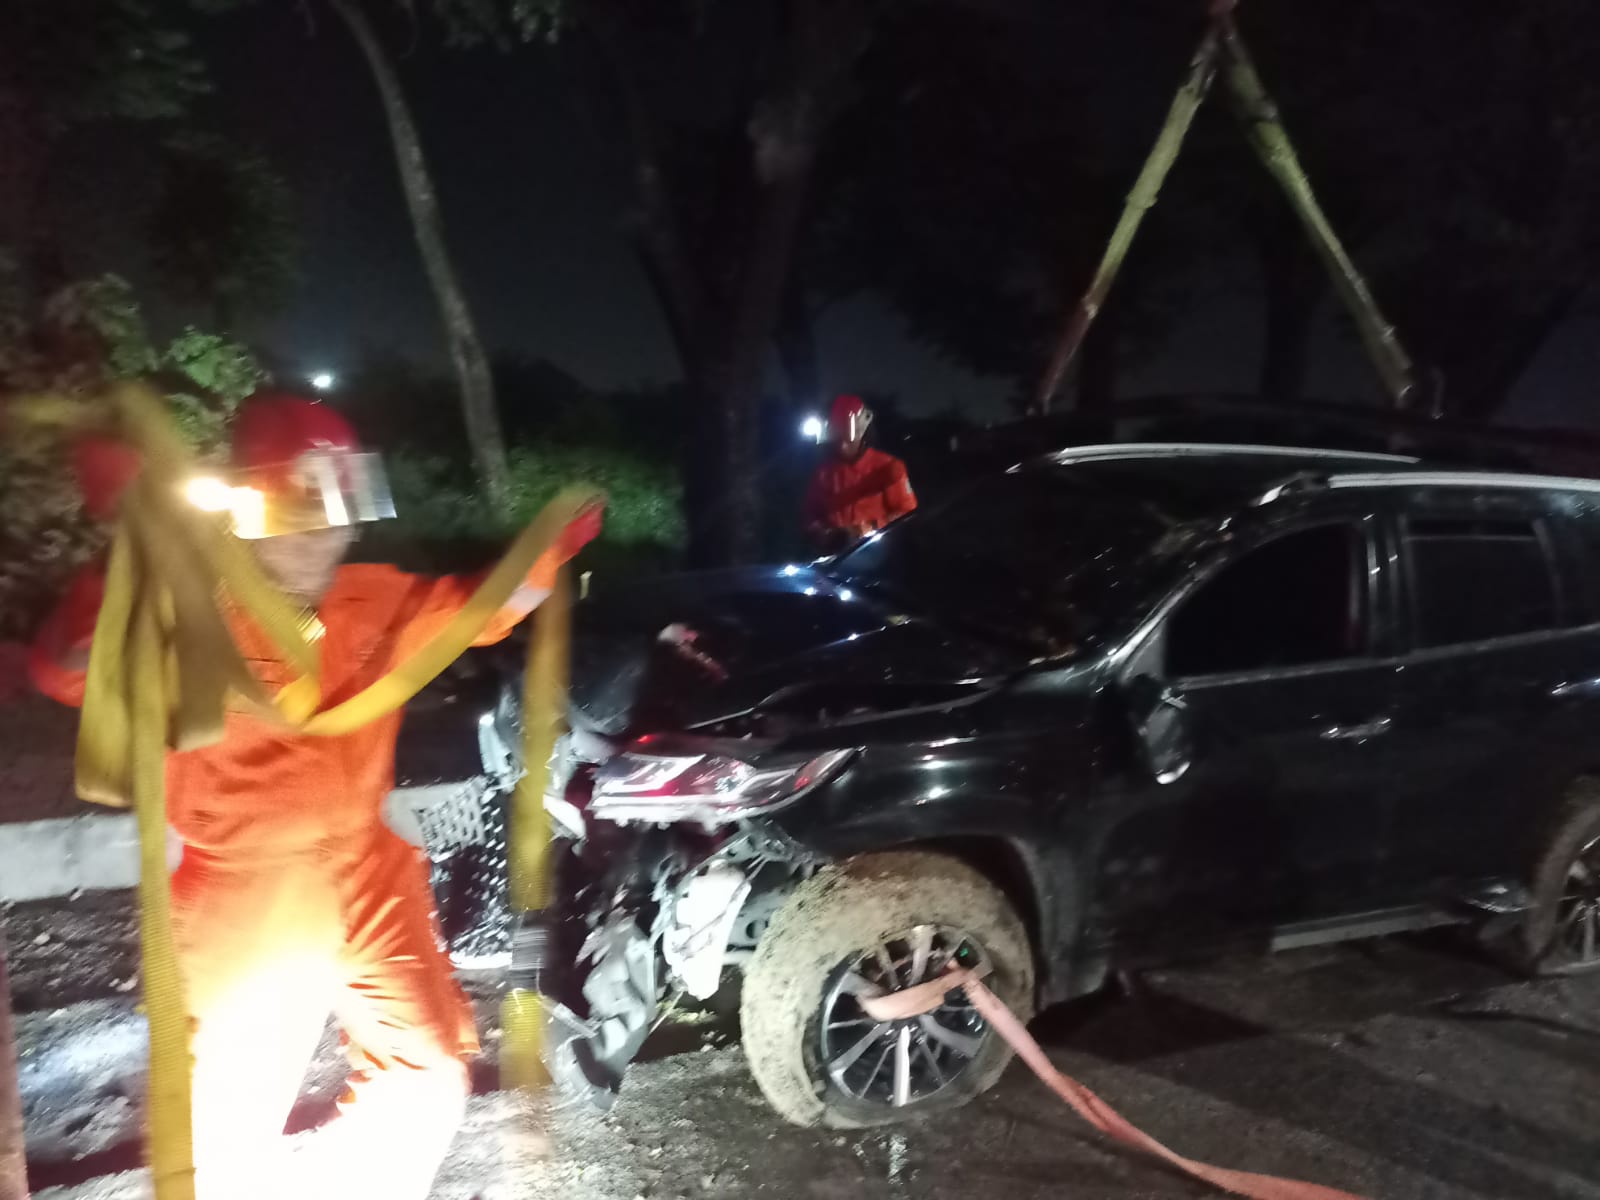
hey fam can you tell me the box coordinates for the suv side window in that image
[1167,523,1368,679]
[1404,516,1560,649]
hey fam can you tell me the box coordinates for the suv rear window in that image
[1406,517,1560,648]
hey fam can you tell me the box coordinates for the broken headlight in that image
[590,742,853,824]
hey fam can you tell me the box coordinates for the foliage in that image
[0,0,211,302]
[416,0,885,563]
[148,133,301,325]
[0,276,264,639]
[0,450,98,642]
[2,275,263,449]
[807,0,1600,416]
[161,327,269,448]
[808,4,1288,406]
[336,351,686,464]
[322,352,685,579]
[6,0,208,133]
[1322,0,1600,414]
[335,353,687,576]
[809,7,1097,388]
[365,444,684,577]
[44,277,158,381]
[428,0,571,45]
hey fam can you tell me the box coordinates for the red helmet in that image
[194,392,392,538]
[231,393,361,491]
[828,394,872,443]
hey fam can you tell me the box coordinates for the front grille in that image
[409,777,493,860]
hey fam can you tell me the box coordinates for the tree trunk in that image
[331,0,509,509]
[594,0,870,564]
[615,85,821,566]
[0,930,27,1200]
[1035,25,1221,412]
[1219,18,1416,410]
[691,357,764,567]
[700,126,818,565]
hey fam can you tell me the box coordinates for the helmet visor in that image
[184,451,396,539]
[831,405,873,444]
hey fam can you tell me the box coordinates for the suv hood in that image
[564,565,1027,736]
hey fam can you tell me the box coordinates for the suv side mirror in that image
[1123,673,1194,785]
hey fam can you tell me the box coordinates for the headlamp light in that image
[591,742,853,824]
[179,451,395,539]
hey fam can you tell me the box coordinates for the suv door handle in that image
[1320,716,1392,742]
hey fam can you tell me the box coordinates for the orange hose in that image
[861,974,1367,1200]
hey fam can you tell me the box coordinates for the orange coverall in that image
[32,557,560,1199]
[803,446,918,540]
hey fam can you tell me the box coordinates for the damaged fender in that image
[663,863,753,1000]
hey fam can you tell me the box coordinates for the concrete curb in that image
[1,788,438,904]
[0,815,140,903]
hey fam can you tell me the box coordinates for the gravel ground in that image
[9,892,1600,1200]
[4,892,139,1011]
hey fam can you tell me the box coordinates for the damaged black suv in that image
[539,442,1600,1128]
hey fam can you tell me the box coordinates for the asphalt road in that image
[9,885,1600,1200]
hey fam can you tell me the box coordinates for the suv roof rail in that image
[1044,442,1420,467]
[1250,471,1334,507]
[1326,469,1600,497]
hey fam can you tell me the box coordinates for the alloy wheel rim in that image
[818,924,991,1108]
[1555,834,1600,964]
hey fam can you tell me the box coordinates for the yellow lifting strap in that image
[49,383,595,1200]
[1033,2,1416,414]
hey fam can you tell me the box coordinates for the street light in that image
[801,415,824,442]
[311,372,336,391]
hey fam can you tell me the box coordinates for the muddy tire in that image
[544,1013,618,1115]
[1495,780,1600,976]
[740,851,1035,1129]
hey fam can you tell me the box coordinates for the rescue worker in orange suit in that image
[802,394,917,552]
[31,393,604,1200]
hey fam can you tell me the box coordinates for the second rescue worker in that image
[802,393,918,552]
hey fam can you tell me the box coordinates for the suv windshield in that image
[825,467,1200,653]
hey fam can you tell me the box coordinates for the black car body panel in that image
[568,564,1026,735]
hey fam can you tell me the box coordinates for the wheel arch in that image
[1494,772,1600,976]
[1527,772,1600,870]
[859,835,1085,1004]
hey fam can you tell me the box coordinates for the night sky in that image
[189,5,1012,419]
[182,4,1600,428]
